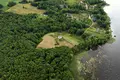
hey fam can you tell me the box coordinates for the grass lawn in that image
[36,32,82,49]
[84,27,107,38]
[61,33,80,45]
[36,27,109,49]
[72,13,89,19]
[66,0,83,5]
[66,0,77,5]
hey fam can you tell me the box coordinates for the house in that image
[91,15,97,22]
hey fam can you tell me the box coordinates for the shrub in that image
[7,1,16,7]
[0,4,3,9]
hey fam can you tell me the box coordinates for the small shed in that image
[58,36,63,39]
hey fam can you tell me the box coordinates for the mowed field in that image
[36,26,108,49]
[0,0,21,6]
[37,33,80,49]
[7,3,45,14]
[66,0,83,5]
[84,27,107,39]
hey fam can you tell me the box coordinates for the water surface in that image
[97,0,120,80]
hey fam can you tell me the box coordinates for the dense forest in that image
[0,0,111,80]
[0,12,74,80]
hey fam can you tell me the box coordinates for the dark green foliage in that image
[31,0,109,28]
[7,1,16,7]
[73,34,111,53]
[91,7,110,28]
[85,0,103,5]
[0,12,74,80]
[0,4,3,9]
[76,29,84,35]
[21,0,28,3]
[31,0,86,14]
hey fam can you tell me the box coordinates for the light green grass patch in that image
[51,32,81,45]
[72,13,89,20]
[66,0,83,5]
[84,27,107,38]
[66,0,77,5]
[37,32,81,48]
[62,33,80,45]
[36,14,48,19]
[41,32,81,47]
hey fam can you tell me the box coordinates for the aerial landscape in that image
[0,0,119,80]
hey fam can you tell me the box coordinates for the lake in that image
[97,0,120,80]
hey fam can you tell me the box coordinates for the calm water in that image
[97,0,120,80]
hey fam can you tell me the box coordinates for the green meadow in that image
[66,0,82,5]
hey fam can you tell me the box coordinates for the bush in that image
[20,0,28,3]
[0,4,3,9]
[31,2,38,7]
[7,1,16,7]
[76,29,84,35]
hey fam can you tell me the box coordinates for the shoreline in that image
[70,1,113,79]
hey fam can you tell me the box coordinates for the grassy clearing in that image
[7,3,45,14]
[84,27,107,38]
[66,0,77,5]
[36,32,81,49]
[66,0,83,5]
[61,33,80,45]
[36,27,108,49]
[72,13,89,20]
